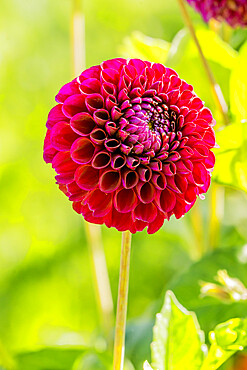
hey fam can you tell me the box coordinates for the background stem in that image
[72,0,86,74]
[177,0,229,126]
[84,223,114,342]
[113,231,132,370]
[71,0,114,343]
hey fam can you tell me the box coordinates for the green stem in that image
[113,231,132,370]
[177,0,229,126]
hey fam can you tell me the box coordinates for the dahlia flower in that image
[186,0,247,28]
[43,58,215,234]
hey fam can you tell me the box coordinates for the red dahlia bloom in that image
[43,58,216,234]
[186,0,247,28]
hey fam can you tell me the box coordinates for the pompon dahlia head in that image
[43,58,216,234]
[186,0,247,28]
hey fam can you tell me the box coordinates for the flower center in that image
[119,94,181,159]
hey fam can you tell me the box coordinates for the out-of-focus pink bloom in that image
[186,0,247,28]
[44,58,216,234]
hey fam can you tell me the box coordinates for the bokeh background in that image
[1,0,247,369]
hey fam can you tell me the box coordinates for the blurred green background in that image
[1,0,247,369]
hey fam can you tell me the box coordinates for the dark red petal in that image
[110,208,133,232]
[85,94,104,114]
[134,202,157,222]
[114,188,137,213]
[67,181,88,201]
[90,128,107,145]
[75,165,99,190]
[184,184,198,203]
[70,112,95,136]
[52,151,78,174]
[158,188,176,213]
[152,172,167,190]
[122,170,139,189]
[87,189,112,217]
[93,109,110,126]
[71,137,95,164]
[99,170,121,193]
[147,210,165,234]
[92,151,111,169]
[111,154,126,170]
[193,163,208,187]
[138,167,152,182]
[137,182,156,204]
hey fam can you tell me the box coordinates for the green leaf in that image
[202,318,247,369]
[213,120,247,192]
[119,31,170,64]
[230,41,247,121]
[167,247,247,336]
[72,351,112,370]
[151,291,205,370]
[15,346,85,370]
[167,28,237,70]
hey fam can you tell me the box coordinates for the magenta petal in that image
[70,112,95,136]
[101,82,116,99]
[128,59,146,74]
[79,78,101,95]
[101,68,120,85]
[46,104,68,129]
[43,130,58,163]
[55,79,80,103]
[203,127,216,147]
[101,58,126,71]
[62,94,87,118]
[51,121,78,151]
